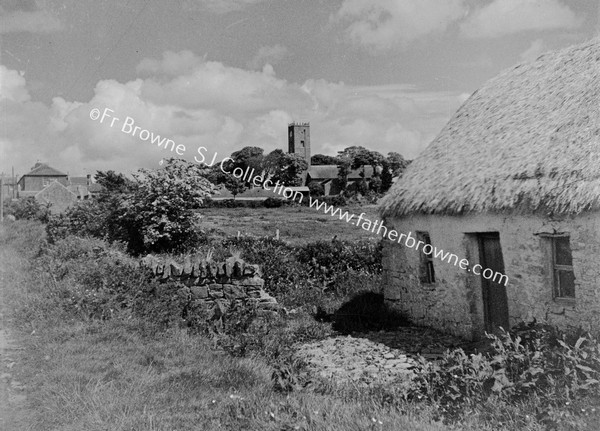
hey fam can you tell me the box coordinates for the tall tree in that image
[230,146,265,184]
[94,170,133,194]
[387,152,411,177]
[264,150,308,186]
[380,160,393,192]
[311,154,340,165]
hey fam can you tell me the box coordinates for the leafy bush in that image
[296,239,382,288]
[408,323,600,421]
[39,236,148,320]
[3,197,51,222]
[46,200,108,243]
[204,199,264,209]
[263,197,284,208]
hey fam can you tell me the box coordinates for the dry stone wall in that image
[140,255,278,319]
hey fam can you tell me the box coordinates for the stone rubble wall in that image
[140,255,278,319]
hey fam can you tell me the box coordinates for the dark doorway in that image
[478,233,509,333]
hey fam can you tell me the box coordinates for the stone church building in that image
[379,38,600,340]
[288,122,379,195]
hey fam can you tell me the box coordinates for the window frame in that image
[539,233,575,301]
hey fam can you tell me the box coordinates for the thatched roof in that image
[380,38,600,218]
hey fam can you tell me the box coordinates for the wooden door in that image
[478,233,509,333]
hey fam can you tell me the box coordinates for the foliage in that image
[311,154,340,165]
[38,235,148,320]
[380,160,394,192]
[264,150,309,186]
[205,164,248,197]
[263,197,284,208]
[229,146,265,187]
[387,151,411,176]
[94,170,133,194]
[307,181,324,196]
[408,323,600,423]
[338,146,384,172]
[3,197,51,222]
[122,158,216,254]
[46,200,108,243]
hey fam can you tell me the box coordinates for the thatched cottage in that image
[379,38,600,340]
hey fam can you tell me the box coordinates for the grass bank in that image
[0,221,461,431]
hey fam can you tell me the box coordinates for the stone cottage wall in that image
[383,212,600,339]
[35,181,78,214]
[140,255,278,320]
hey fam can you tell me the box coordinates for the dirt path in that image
[0,234,29,429]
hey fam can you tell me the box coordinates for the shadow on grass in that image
[317,291,409,334]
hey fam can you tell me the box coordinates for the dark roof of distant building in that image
[307,165,339,179]
[23,163,67,177]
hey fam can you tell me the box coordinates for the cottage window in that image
[548,235,575,299]
[417,231,435,284]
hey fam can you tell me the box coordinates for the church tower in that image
[288,122,311,167]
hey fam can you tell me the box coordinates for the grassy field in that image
[0,221,488,431]
[200,204,381,245]
[3,220,599,430]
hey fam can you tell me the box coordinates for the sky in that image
[1,0,599,177]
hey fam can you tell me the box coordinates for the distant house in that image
[306,165,381,196]
[379,38,600,340]
[288,122,382,195]
[17,162,103,213]
[35,181,78,214]
[17,162,68,191]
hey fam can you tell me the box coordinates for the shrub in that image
[296,239,382,287]
[263,197,283,208]
[39,236,148,320]
[407,323,600,421]
[46,200,108,243]
[4,197,51,222]
[123,158,215,254]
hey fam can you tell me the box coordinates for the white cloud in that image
[520,38,547,62]
[0,51,465,176]
[0,9,62,34]
[247,44,290,69]
[460,0,582,39]
[332,0,467,51]
[0,67,31,103]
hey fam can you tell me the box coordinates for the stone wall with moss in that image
[140,255,278,319]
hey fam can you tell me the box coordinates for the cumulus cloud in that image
[332,0,467,51]
[247,44,290,69]
[1,51,465,176]
[0,9,63,34]
[460,0,582,39]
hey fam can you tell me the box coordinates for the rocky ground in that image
[296,327,487,387]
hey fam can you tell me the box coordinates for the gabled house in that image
[17,162,68,192]
[306,165,381,196]
[17,163,103,213]
[379,38,600,340]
